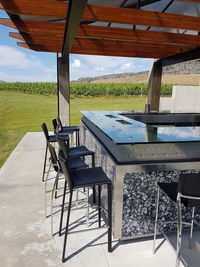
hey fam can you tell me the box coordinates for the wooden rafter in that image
[9,32,61,42]
[0,18,16,29]
[10,32,194,55]
[2,19,200,47]
[0,0,67,18]
[0,18,64,34]
[1,0,200,31]
[17,41,180,58]
[76,25,200,47]
[1,0,200,60]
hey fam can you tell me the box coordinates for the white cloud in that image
[0,71,56,82]
[120,62,135,71]
[70,54,151,80]
[83,55,128,69]
[0,45,42,69]
[71,59,81,69]
[95,66,105,71]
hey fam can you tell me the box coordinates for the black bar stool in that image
[56,117,80,147]
[45,143,87,209]
[57,137,96,234]
[41,122,69,182]
[46,143,87,235]
[58,151,112,263]
[153,173,200,267]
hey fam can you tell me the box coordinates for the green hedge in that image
[0,82,172,96]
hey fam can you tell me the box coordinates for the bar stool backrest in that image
[58,151,73,192]
[41,123,49,141]
[57,137,69,158]
[52,119,58,133]
[57,117,64,132]
[178,173,200,207]
[47,143,60,172]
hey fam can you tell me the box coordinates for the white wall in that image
[160,86,200,112]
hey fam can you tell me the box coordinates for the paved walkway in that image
[1,132,199,266]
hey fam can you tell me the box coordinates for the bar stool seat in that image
[49,134,69,143]
[68,146,94,158]
[52,118,80,146]
[67,157,87,170]
[71,167,111,187]
[62,125,79,131]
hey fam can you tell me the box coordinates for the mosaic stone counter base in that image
[80,121,200,239]
[122,170,200,238]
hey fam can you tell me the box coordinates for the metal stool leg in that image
[189,207,195,249]
[76,130,80,146]
[98,185,101,227]
[75,188,79,208]
[176,194,182,267]
[107,183,112,252]
[153,185,160,254]
[55,176,59,199]
[91,154,96,203]
[42,143,48,182]
[59,180,67,236]
[86,187,89,227]
[62,191,73,263]
[44,163,52,217]
[92,186,96,204]
[51,172,59,236]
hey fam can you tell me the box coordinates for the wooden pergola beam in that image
[17,41,180,58]
[9,32,61,42]
[11,33,194,55]
[0,18,64,34]
[0,18,16,29]
[3,19,200,47]
[1,0,67,18]
[76,25,200,47]
[2,1,200,31]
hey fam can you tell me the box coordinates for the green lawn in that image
[0,90,146,167]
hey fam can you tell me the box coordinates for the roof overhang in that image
[1,0,200,63]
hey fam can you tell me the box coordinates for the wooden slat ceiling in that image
[1,0,200,59]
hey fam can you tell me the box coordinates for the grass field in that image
[0,90,146,167]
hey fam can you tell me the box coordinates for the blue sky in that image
[0,10,151,82]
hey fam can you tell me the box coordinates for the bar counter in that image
[80,111,200,239]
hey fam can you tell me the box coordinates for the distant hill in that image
[72,60,200,85]
[72,71,147,83]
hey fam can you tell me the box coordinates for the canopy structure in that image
[1,0,200,123]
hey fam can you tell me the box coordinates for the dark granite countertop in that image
[81,111,200,144]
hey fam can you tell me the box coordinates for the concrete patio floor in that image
[0,132,200,267]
